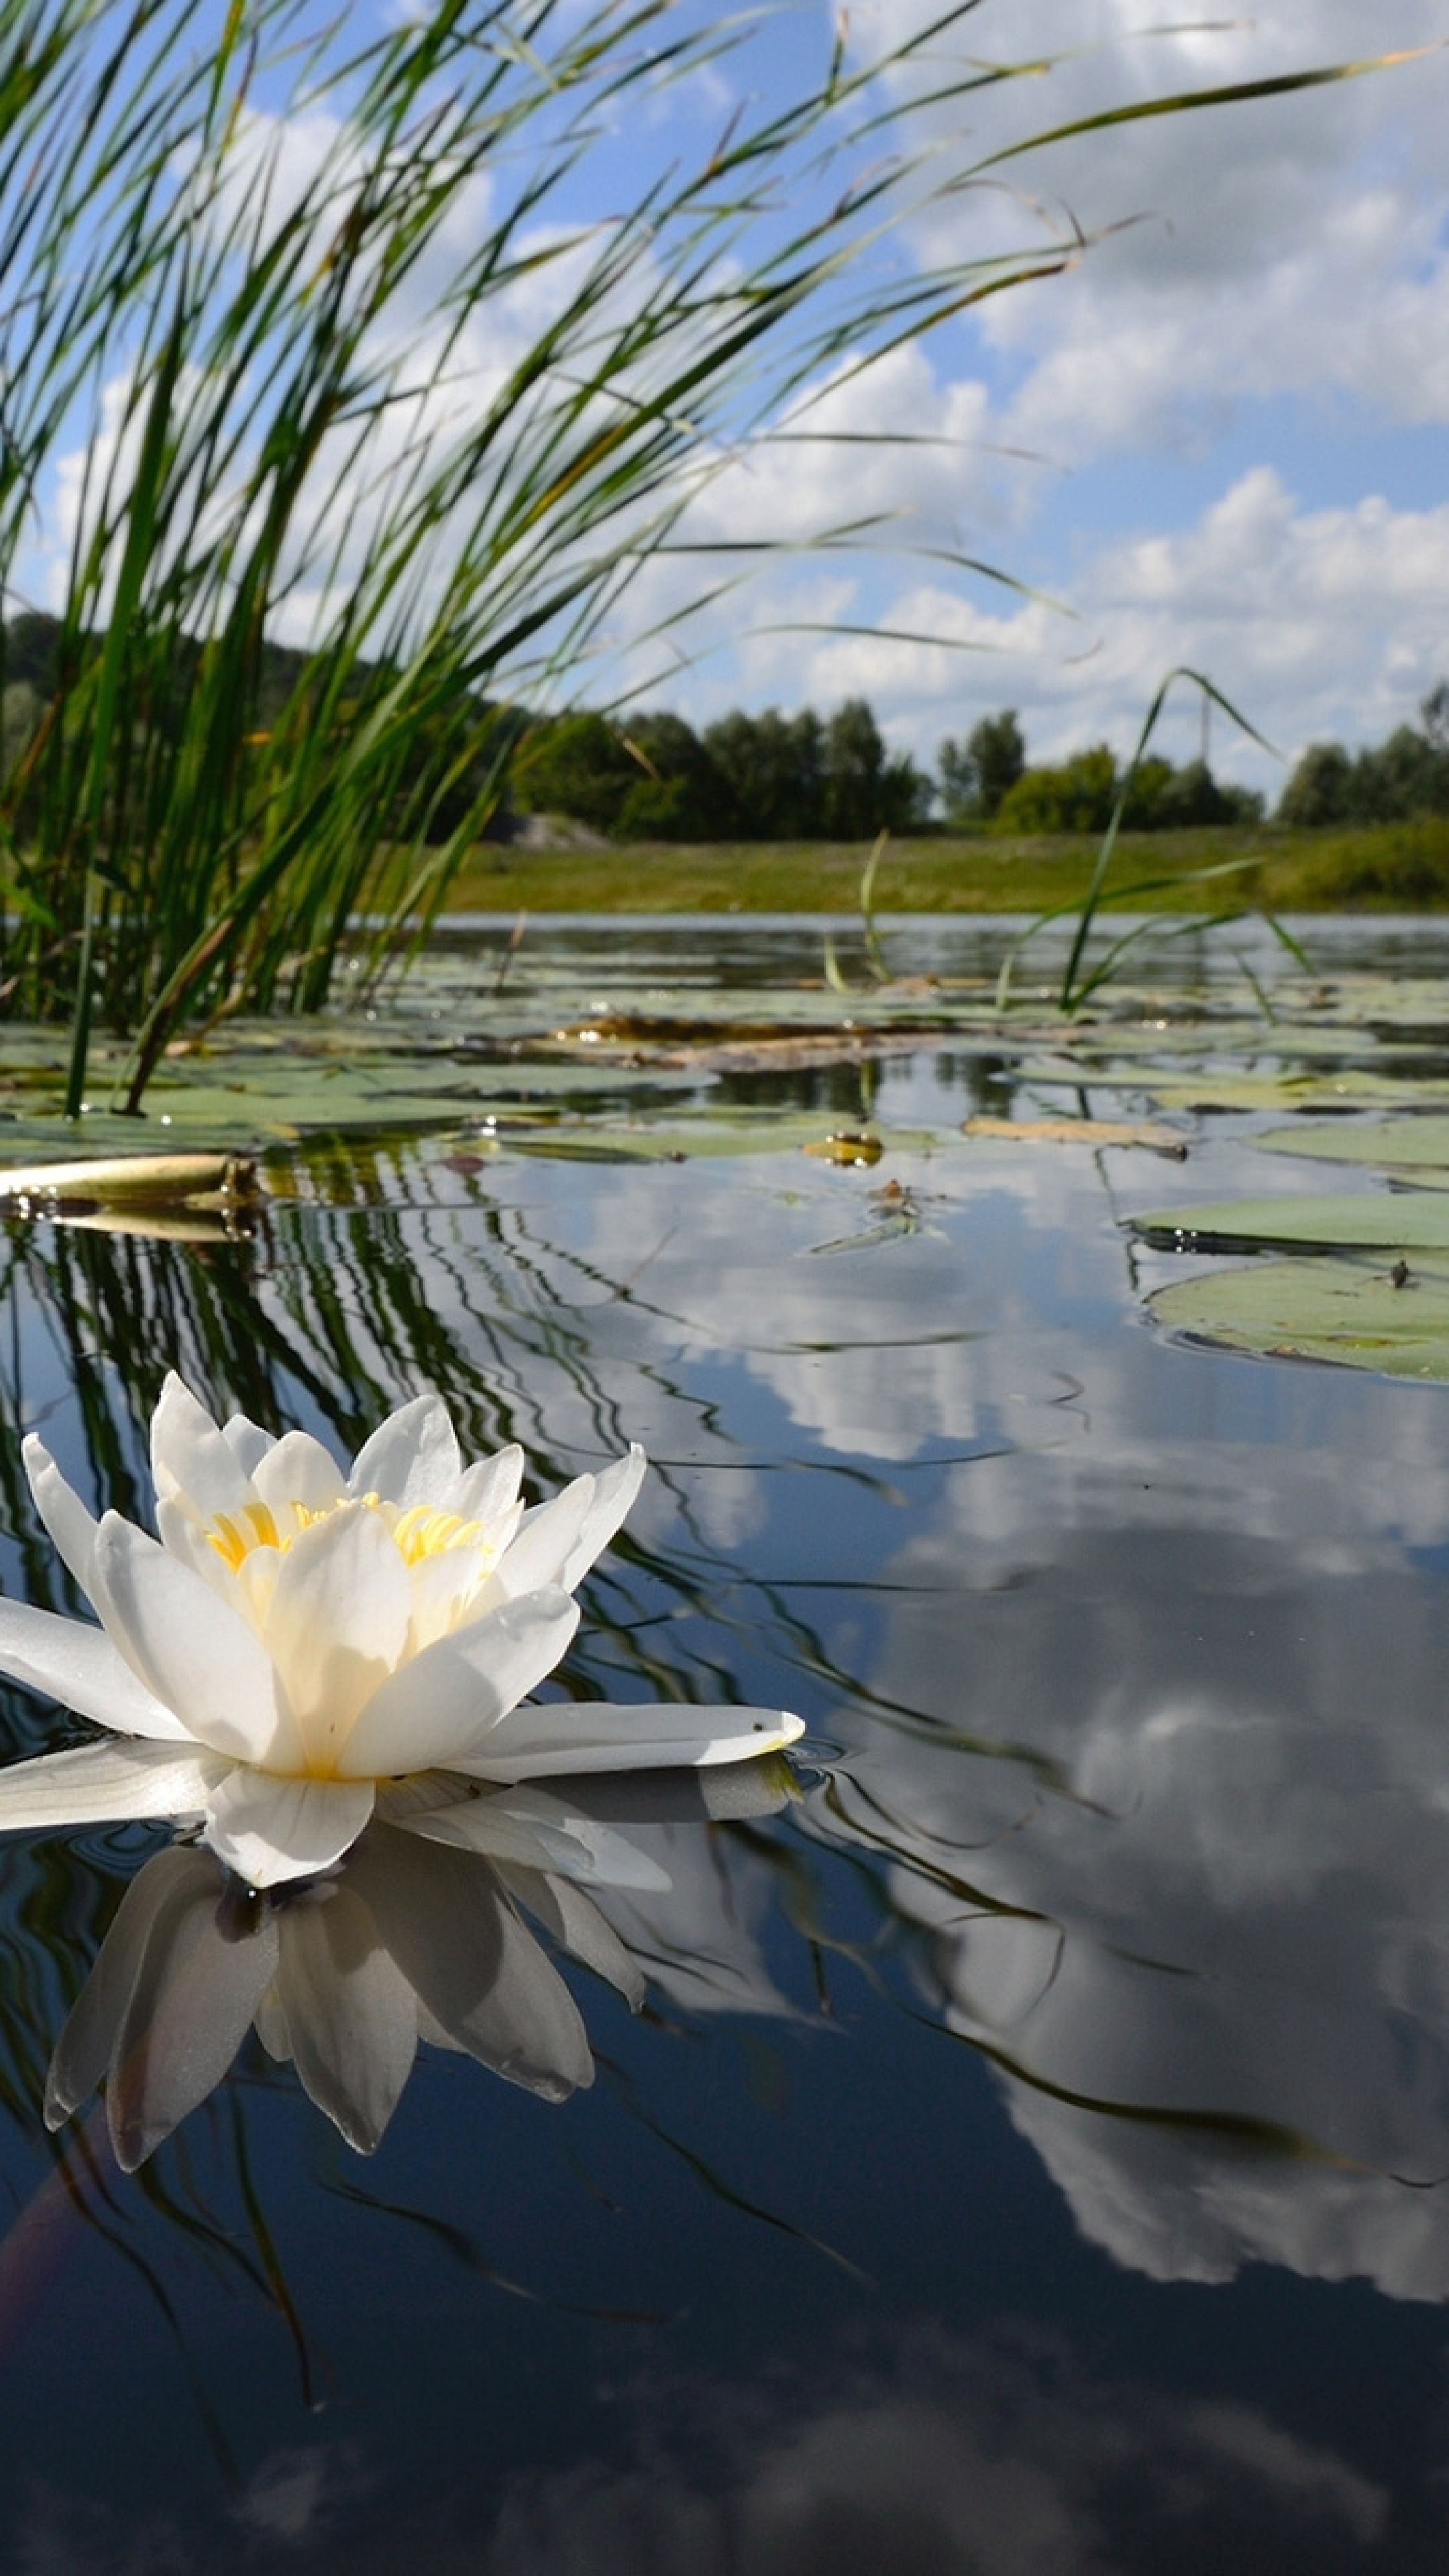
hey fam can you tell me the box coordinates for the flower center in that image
[207,1491,487,1572]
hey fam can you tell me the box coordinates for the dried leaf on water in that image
[0,1151,250,1205]
[963,1114,1187,1156]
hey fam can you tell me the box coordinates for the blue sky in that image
[596,1,1449,797]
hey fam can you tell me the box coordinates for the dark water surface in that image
[3,917,1449,2571]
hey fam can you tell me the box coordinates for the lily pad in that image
[493,1115,948,1165]
[1018,1065,1449,1114]
[1151,1255,1449,1380]
[1254,1117,1449,1171]
[1131,1193,1449,1252]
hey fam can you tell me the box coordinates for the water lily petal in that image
[0,1597,192,1739]
[150,1373,251,1518]
[154,1493,234,1598]
[275,1880,417,2153]
[262,1504,412,1770]
[348,1393,460,1508]
[23,1438,101,1596]
[335,1587,579,1778]
[498,1862,645,2010]
[203,1767,375,1889]
[492,1479,596,1600]
[222,1412,274,1478]
[559,1444,647,1590]
[456,1703,806,1780]
[93,1515,289,1764]
[399,1786,670,1890]
[405,1542,492,1657]
[251,1429,347,1517]
[485,1449,645,1603]
[0,1738,225,1832]
[346,1824,593,2098]
[446,1443,525,1527]
[46,1844,279,2168]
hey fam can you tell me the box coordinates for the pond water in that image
[3,914,1449,2571]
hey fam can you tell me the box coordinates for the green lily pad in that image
[0,1051,710,1159]
[1019,1065,1449,1113]
[1131,1193,1449,1251]
[1151,1255,1449,1380]
[1254,1116,1449,1170]
[494,1115,949,1165]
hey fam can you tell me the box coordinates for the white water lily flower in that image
[0,1375,803,1890]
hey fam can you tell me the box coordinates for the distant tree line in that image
[1277,685,1449,827]
[7,600,1447,848]
[937,709,1265,830]
[509,697,1271,840]
[509,698,932,841]
[957,688,1449,835]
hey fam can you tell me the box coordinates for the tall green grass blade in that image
[1059,669,1276,1010]
[858,830,890,985]
[972,48,1442,178]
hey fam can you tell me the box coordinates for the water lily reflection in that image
[45,1763,794,2169]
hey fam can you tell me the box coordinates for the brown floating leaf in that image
[0,1150,251,1205]
[51,1209,251,1244]
[963,1116,1187,1157]
[542,1027,945,1075]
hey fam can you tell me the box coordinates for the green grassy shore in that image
[437,815,1449,915]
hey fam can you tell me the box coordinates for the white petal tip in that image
[733,1713,804,1756]
[697,1711,805,1764]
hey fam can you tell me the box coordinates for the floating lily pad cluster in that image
[1091,985,1449,1380]
[11,947,1449,1383]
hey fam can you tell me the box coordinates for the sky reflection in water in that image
[3,920,1449,2569]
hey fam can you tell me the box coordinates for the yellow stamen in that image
[392,1503,484,1564]
[207,1511,247,1572]
[206,1489,486,1572]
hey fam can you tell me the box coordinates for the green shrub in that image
[996,745,1120,835]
